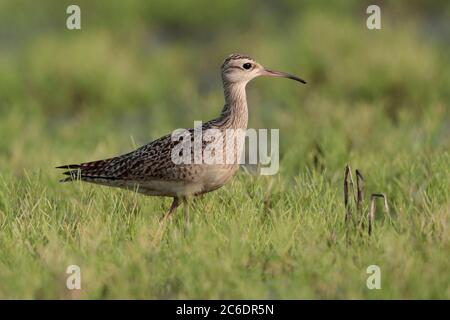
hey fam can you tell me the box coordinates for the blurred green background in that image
[0,0,449,299]
[0,0,449,164]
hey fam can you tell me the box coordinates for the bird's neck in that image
[218,82,248,129]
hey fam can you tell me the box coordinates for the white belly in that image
[138,164,239,197]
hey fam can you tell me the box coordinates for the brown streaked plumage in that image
[57,54,306,220]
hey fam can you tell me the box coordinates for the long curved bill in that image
[261,69,306,84]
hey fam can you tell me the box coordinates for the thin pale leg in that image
[153,197,180,245]
[183,196,190,225]
[160,197,180,222]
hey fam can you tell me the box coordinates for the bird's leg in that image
[182,196,190,225]
[153,197,180,246]
[160,197,180,223]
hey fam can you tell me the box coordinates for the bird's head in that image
[221,53,306,85]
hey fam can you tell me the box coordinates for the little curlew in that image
[57,54,306,221]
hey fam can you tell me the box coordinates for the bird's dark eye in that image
[243,63,252,70]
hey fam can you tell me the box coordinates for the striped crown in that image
[222,53,254,69]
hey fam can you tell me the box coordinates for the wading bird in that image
[57,54,306,221]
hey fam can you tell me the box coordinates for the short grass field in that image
[0,1,449,299]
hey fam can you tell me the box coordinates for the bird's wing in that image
[57,133,178,182]
[57,123,224,183]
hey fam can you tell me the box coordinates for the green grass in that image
[0,1,449,299]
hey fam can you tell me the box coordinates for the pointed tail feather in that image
[58,169,81,182]
[56,156,128,183]
[58,166,120,183]
[55,164,81,169]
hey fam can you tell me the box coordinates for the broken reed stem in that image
[355,169,364,213]
[368,193,390,235]
[312,143,325,171]
[344,165,390,236]
[263,178,275,214]
[344,165,352,223]
[355,169,365,231]
[344,164,359,223]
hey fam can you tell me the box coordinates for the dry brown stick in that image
[344,164,358,223]
[344,165,352,223]
[355,169,365,227]
[381,193,390,217]
[313,143,325,171]
[263,178,275,214]
[356,170,364,211]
